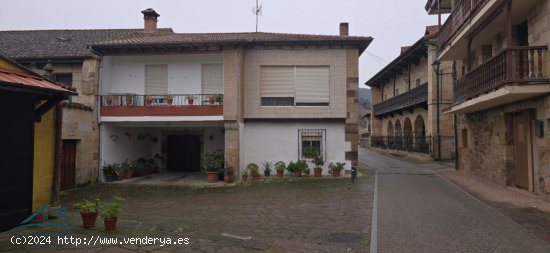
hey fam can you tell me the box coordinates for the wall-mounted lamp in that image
[110,134,119,141]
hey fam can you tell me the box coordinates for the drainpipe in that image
[52,105,62,205]
[436,62,441,160]
[452,61,459,170]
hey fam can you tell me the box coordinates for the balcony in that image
[453,46,549,106]
[373,83,428,117]
[438,0,488,50]
[100,94,223,117]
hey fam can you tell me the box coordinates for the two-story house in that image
[90,9,372,177]
[366,26,455,160]
[427,0,550,198]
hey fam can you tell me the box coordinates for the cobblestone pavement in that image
[0,175,373,253]
[360,148,550,253]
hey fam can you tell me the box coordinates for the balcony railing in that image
[439,0,488,50]
[371,135,432,154]
[100,94,223,107]
[373,83,428,117]
[453,46,548,105]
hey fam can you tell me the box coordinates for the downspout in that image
[52,105,62,205]
[436,63,441,160]
[97,57,104,183]
[452,61,459,170]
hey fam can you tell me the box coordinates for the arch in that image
[414,115,427,152]
[403,117,413,149]
[394,119,402,148]
[386,120,394,136]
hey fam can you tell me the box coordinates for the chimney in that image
[142,8,160,34]
[339,22,349,36]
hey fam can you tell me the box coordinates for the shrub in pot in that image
[74,198,100,228]
[312,155,324,177]
[296,160,309,177]
[100,196,124,231]
[262,161,273,177]
[103,163,116,182]
[201,149,224,183]
[328,162,346,177]
[145,95,153,106]
[165,94,173,105]
[247,163,260,180]
[303,146,319,159]
[224,166,235,183]
[286,161,301,177]
[274,161,286,177]
[208,95,216,105]
[241,169,249,182]
[187,95,197,105]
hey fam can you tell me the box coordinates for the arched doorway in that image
[387,121,394,148]
[414,115,427,152]
[395,119,402,149]
[403,117,413,149]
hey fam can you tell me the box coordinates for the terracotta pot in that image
[207,172,219,183]
[124,171,133,179]
[104,218,117,231]
[187,98,194,105]
[241,175,248,182]
[276,170,284,177]
[292,170,302,177]
[125,97,133,106]
[167,97,173,105]
[209,97,216,104]
[145,97,153,106]
[332,170,341,177]
[80,211,98,228]
[106,98,113,106]
[116,173,124,181]
[224,174,234,183]
[314,168,322,177]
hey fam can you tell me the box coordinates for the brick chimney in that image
[339,22,349,36]
[142,8,160,34]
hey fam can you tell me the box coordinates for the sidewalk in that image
[438,169,550,243]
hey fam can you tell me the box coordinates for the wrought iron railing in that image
[100,94,223,107]
[371,135,432,154]
[373,83,428,117]
[454,46,548,105]
[438,0,488,50]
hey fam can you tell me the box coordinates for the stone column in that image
[223,48,244,175]
[346,49,360,166]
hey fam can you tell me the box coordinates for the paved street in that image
[360,148,550,253]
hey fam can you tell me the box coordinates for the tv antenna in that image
[252,0,262,32]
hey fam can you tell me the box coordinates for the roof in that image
[90,32,373,55]
[365,26,438,88]
[0,54,75,94]
[0,28,173,60]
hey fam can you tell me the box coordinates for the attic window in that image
[54,36,71,42]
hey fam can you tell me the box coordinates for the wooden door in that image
[167,135,201,172]
[513,113,530,189]
[60,140,76,190]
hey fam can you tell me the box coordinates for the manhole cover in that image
[326,232,364,243]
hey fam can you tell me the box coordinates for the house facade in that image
[427,0,550,198]
[0,28,172,189]
[366,26,455,160]
[91,9,372,177]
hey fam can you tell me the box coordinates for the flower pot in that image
[264,171,271,177]
[209,97,216,104]
[276,170,284,177]
[167,97,173,105]
[314,168,322,177]
[242,175,248,182]
[207,172,219,183]
[104,218,117,231]
[116,173,124,181]
[105,174,116,182]
[106,98,113,106]
[292,170,302,177]
[187,98,194,105]
[125,97,133,106]
[332,170,341,177]
[145,97,153,106]
[80,211,98,228]
[124,171,133,179]
[224,174,234,183]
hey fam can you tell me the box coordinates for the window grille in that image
[298,129,326,160]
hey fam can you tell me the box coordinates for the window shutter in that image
[145,65,168,94]
[202,64,223,94]
[260,66,295,98]
[295,66,329,103]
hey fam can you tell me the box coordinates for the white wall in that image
[100,54,223,95]
[241,122,350,174]
[101,125,154,165]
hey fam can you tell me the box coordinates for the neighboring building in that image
[90,9,372,176]
[0,27,173,189]
[366,26,455,160]
[360,110,372,137]
[0,54,74,231]
[427,0,550,197]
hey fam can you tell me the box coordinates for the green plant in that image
[286,161,297,173]
[303,146,319,157]
[215,94,223,103]
[74,199,100,213]
[275,161,286,172]
[102,163,116,175]
[201,149,224,172]
[312,155,324,168]
[187,95,197,99]
[100,196,125,219]
[262,161,273,175]
[246,163,260,177]
[296,160,309,173]
[304,168,311,176]
[241,168,249,177]
[328,162,346,174]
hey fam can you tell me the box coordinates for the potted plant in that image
[328,162,346,177]
[102,163,116,182]
[125,94,134,106]
[105,95,114,106]
[303,146,319,159]
[312,155,324,177]
[187,95,197,105]
[165,94,174,105]
[275,161,286,177]
[241,168,249,182]
[74,198,100,228]
[113,164,124,181]
[262,161,273,177]
[247,163,260,180]
[215,94,223,104]
[224,165,235,183]
[202,149,223,183]
[208,95,216,105]
[286,161,301,177]
[145,95,153,106]
[296,160,309,177]
[120,160,133,179]
[100,196,124,231]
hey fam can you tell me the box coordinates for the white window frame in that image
[298,129,326,160]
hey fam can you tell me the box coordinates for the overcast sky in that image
[2,0,441,88]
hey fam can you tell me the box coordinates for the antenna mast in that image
[252,0,262,32]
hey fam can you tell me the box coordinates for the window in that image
[415,78,420,87]
[202,64,223,94]
[461,128,468,148]
[261,66,329,106]
[145,65,168,95]
[56,74,73,87]
[298,129,326,160]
